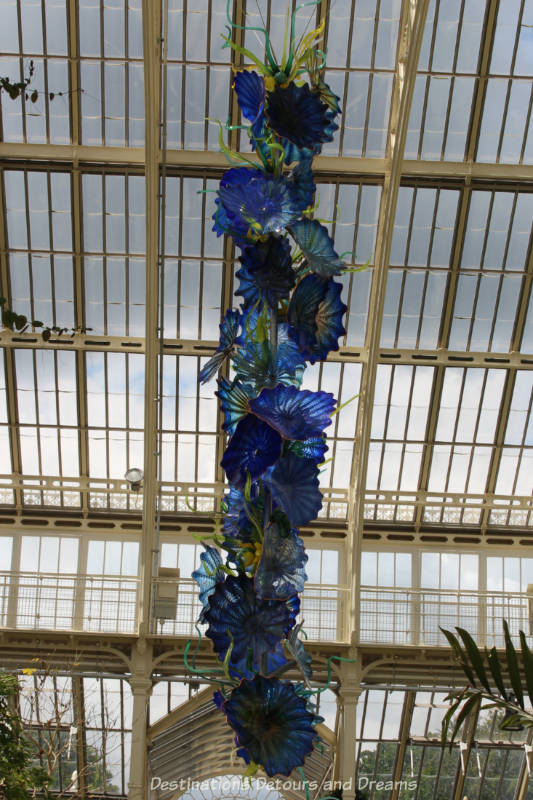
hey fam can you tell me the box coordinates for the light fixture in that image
[124,468,144,492]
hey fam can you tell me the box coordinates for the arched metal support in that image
[347,0,431,643]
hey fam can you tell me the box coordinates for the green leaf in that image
[41,329,51,342]
[499,712,525,731]
[503,620,524,708]
[49,92,55,101]
[31,320,43,327]
[441,695,463,744]
[449,692,481,745]
[30,89,38,103]
[486,646,508,700]
[519,631,533,708]
[440,627,477,686]
[15,314,27,330]
[2,311,15,327]
[456,627,492,694]
[243,470,252,502]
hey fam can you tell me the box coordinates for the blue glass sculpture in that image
[189,1,349,778]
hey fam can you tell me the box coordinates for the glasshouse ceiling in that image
[0,0,531,553]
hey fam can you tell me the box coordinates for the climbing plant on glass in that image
[190,1,350,779]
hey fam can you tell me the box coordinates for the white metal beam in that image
[4,329,533,371]
[0,174,23,511]
[347,0,431,642]
[0,142,531,182]
[138,0,161,638]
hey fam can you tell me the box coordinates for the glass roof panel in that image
[301,360,362,520]
[477,0,533,164]
[365,365,433,523]
[490,0,531,76]
[477,77,533,164]
[4,168,76,328]
[0,0,70,144]
[448,272,523,352]
[161,175,224,340]
[448,189,533,352]
[460,190,532,273]
[315,180,381,347]
[13,347,80,505]
[494,370,533,501]
[79,0,144,146]
[86,351,144,506]
[322,0,401,157]
[407,74,476,161]
[82,171,146,336]
[406,0,486,162]
[159,354,219,513]
[425,368,506,523]
[382,185,459,349]
[163,0,230,151]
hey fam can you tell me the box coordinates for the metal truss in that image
[3,327,533,371]
[0,142,531,183]
[346,0,432,641]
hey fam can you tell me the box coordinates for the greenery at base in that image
[0,673,50,799]
[1,672,120,797]
[441,622,533,741]
[356,717,524,800]
[35,732,119,795]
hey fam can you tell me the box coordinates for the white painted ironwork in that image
[0,571,139,633]
[359,585,533,648]
[151,578,350,643]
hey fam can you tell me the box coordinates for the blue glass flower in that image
[214,168,308,241]
[255,522,308,600]
[222,485,248,530]
[199,309,241,383]
[291,218,344,278]
[192,546,225,620]
[288,275,347,363]
[287,622,313,681]
[290,156,315,210]
[212,200,255,249]
[221,415,282,488]
[234,70,265,123]
[266,82,338,150]
[233,339,305,392]
[249,384,336,440]
[222,485,266,569]
[204,573,299,677]
[223,676,319,776]
[287,436,328,462]
[234,70,267,151]
[265,453,322,527]
[236,236,295,309]
[237,302,271,346]
[275,339,306,386]
[216,377,253,435]
[316,78,341,115]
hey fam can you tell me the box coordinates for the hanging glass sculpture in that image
[190,0,349,779]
